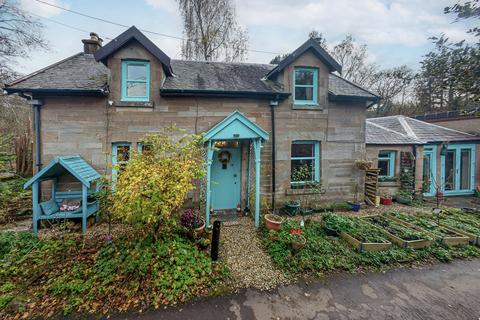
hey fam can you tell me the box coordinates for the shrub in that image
[112,127,205,237]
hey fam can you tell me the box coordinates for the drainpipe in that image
[28,98,43,173]
[269,99,278,212]
[412,144,417,194]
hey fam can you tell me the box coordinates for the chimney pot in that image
[82,32,103,54]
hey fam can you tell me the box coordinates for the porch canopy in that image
[203,111,269,228]
[24,155,101,235]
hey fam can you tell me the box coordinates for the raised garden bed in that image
[362,215,433,249]
[387,212,470,246]
[323,213,392,252]
[437,210,480,246]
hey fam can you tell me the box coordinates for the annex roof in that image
[366,115,479,144]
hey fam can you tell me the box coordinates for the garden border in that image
[386,214,470,246]
[339,231,392,253]
[361,215,432,249]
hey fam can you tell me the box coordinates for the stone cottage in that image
[5,26,380,226]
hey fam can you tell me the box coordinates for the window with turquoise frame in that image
[378,150,395,177]
[112,142,131,179]
[137,142,152,154]
[293,67,318,105]
[291,141,320,186]
[121,60,150,101]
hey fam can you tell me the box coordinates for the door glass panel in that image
[444,150,456,191]
[460,149,471,190]
[423,154,431,193]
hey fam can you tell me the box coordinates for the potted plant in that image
[380,191,393,205]
[285,200,301,216]
[395,190,413,205]
[205,225,213,242]
[354,160,373,170]
[290,229,306,251]
[264,213,283,230]
[181,208,205,237]
[347,183,361,212]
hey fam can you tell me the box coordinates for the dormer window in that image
[293,67,318,105]
[121,60,150,101]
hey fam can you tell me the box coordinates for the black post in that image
[211,220,221,261]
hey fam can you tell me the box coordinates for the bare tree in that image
[177,0,248,62]
[370,66,415,116]
[0,0,48,78]
[331,35,378,87]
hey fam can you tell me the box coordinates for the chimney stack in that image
[82,32,103,54]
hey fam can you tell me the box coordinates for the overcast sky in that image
[15,0,476,75]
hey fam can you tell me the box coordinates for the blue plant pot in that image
[349,202,361,212]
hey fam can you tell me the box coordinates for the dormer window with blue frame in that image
[121,60,150,101]
[293,67,318,105]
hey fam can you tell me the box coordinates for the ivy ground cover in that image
[262,214,480,275]
[388,211,460,238]
[322,213,390,243]
[0,231,228,319]
[363,215,433,241]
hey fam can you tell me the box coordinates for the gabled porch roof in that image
[203,110,269,142]
[24,155,101,189]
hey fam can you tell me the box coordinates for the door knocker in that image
[218,150,231,169]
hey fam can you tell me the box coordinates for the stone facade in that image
[37,40,367,209]
[366,145,424,196]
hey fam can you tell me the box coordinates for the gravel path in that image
[219,217,290,291]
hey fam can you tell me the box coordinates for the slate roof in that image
[265,38,342,78]
[5,52,377,101]
[366,115,479,144]
[329,74,379,100]
[94,26,173,76]
[6,53,108,94]
[366,121,423,145]
[162,60,284,95]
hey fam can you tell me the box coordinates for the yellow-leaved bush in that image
[112,127,205,235]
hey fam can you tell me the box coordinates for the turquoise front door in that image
[211,147,241,209]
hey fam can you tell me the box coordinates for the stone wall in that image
[37,41,367,209]
[366,144,424,197]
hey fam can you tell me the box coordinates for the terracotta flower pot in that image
[188,220,205,238]
[291,234,306,251]
[195,220,205,235]
[265,214,283,231]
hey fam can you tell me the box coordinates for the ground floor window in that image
[291,141,320,186]
[378,150,395,177]
[112,142,131,178]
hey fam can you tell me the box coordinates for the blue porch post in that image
[82,184,88,234]
[32,181,39,236]
[253,138,262,228]
[205,140,214,227]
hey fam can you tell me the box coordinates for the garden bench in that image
[24,155,101,236]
